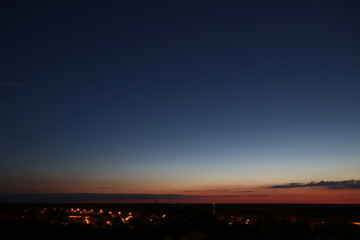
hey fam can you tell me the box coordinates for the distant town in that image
[1,203,360,239]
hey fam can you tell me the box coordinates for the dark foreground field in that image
[1,203,360,240]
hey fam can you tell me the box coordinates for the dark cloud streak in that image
[0,193,269,203]
[267,180,360,190]
[0,193,206,203]
[0,81,25,87]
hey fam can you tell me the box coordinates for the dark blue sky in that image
[1,1,359,200]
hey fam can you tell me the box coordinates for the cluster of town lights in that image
[66,208,134,225]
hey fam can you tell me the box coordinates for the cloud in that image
[214,194,268,198]
[183,189,230,193]
[267,180,360,190]
[184,189,254,193]
[233,190,254,193]
[0,193,269,203]
[215,195,242,198]
[280,194,298,197]
[0,81,25,87]
[206,194,268,198]
[0,193,212,203]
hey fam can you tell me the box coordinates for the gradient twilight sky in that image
[1,0,360,203]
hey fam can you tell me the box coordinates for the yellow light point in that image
[106,221,112,225]
[129,212,132,215]
[162,214,166,218]
[118,211,121,215]
[99,209,103,213]
[109,211,112,215]
[77,208,80,211]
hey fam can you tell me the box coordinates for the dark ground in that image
[1,203,360,240]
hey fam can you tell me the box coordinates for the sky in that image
[0,0,360,204]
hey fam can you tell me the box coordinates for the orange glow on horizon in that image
[78,187,360,204]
